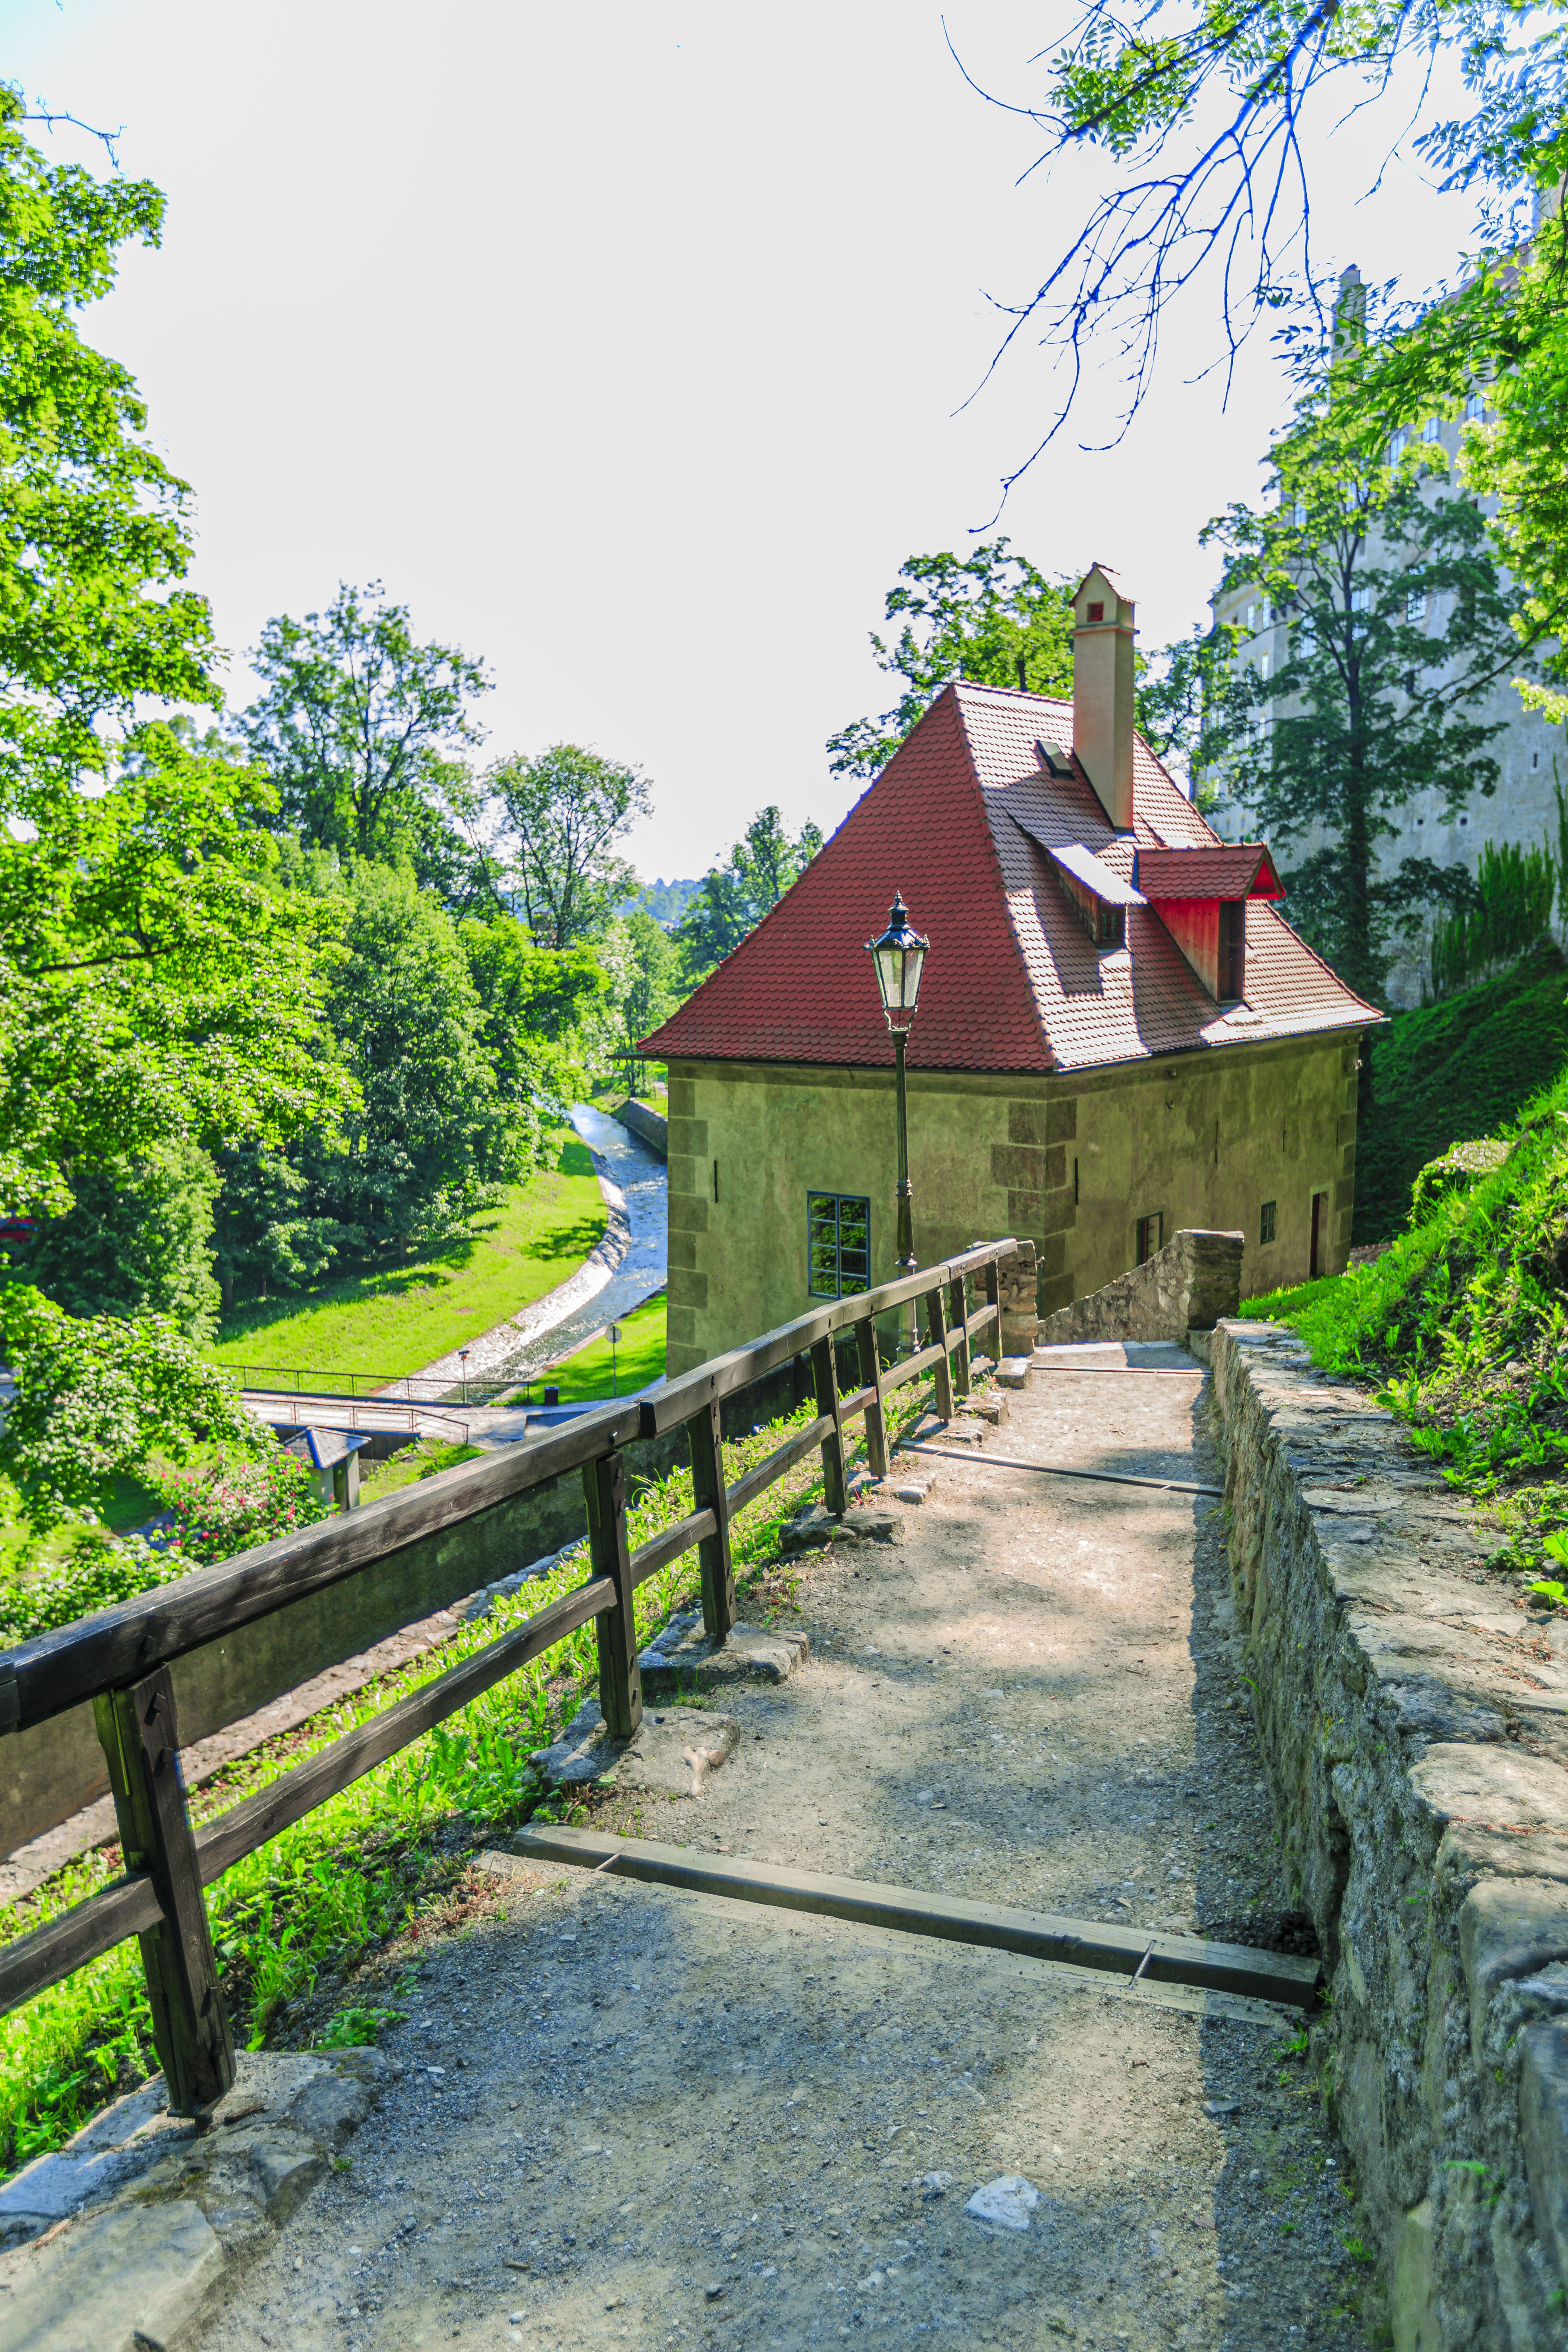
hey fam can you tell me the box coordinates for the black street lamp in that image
[866,893,929,1348]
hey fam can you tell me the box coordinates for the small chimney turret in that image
[1071,563,1136,833]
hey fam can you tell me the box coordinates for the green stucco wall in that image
[663,1032,1362,1373]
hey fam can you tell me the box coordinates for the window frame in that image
[1135,1212,1165,1266]
[806,1190,872,1301]
[1260,1199,1277,1245]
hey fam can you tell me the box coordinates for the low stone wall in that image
[1205,1319,1568,2351]
[615,1098,668,1159]
[1036,1227,1244,1346]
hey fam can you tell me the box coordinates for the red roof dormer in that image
[1136,843,1286,1005]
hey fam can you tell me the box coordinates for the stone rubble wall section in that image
[1035,1227,1244,1347]
[1204,1318,1568,2352]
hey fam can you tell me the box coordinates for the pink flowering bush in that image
[156,1450,334,1566]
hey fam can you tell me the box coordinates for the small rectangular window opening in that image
[713,1158,719,1203]
[1086,600,1105,623]
[1058,866,1125,952]
[1073,1156,1080,1205]
[1218,901,1245,1003]
[807,1192,871,1300]
[1260,1200,1277,1245]
[1136,1212,1164,1266]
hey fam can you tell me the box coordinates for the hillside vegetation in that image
[1285,1062,1568,1571]
[1354,949,1568,1244]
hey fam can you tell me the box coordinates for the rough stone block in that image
[995,1358,1031,1390]
[1409,1744,1568,1837]
[1460,1878,1568,2059]
[1519,2017,1568,2282]
[1391,2198,1440,2352]
[638,1611,809,1693]
[530,1698,740,1796]
[0,2196,225,2352]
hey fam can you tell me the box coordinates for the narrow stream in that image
[491,1103,668,1384]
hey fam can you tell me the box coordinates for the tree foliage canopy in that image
[675,805,824,978]
[964,0,1568,466]
[1201,383,1527,1001]
[827,540,1075,779]
[240,580,493,894]
[493,742,653,949]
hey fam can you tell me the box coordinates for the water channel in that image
[490,1103,668,1386]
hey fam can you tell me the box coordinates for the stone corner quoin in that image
[1207,1315,1568,2352]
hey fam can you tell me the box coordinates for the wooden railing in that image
[0,1240,1019,2116]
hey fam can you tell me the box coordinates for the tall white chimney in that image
[1071,563,1136,833]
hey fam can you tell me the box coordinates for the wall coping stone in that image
[1207,1316,1568,2350]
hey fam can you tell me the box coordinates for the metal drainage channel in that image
[516,1828,1319,2015]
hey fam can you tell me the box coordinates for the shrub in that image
[154,1450,334,1566]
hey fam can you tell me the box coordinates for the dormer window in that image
[1042,842,1146,954]
[1136,842,1285,1004]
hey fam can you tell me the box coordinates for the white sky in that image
[9,0,1482,879]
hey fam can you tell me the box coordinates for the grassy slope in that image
[1252,1058,1568,1570]
[208,1134,605,1378]
[1354,950,1568,1243]
[549,1295,667,1400]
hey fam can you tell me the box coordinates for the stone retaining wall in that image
[1204,1318,1568,2351]
[1036,1226,1244,1346]
[614,1098,668,1158]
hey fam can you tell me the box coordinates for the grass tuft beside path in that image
[208,1134,605,1380]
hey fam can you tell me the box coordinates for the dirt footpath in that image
[204,1358,1374,2352]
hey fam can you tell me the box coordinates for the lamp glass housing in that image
[867,894,929,1031]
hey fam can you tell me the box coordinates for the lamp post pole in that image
[866,893,929,1361]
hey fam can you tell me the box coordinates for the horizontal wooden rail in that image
[0,1235,1023,2103]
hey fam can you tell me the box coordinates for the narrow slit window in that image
[1136,1212,1164,1265]
[807,1192,871,1299]
[1260,1200,1277,1245]
[1218,901,1246,1002]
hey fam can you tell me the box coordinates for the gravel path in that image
[204,1360,1375,2352]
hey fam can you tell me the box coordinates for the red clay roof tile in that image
[641,681,1378,1074]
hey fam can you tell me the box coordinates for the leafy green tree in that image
[241,582,492,887]
[827,541,1075,778]
[675,806,824,979]
[222,862,524,1276]
[30,1135,221,1336]
[459,912,611,1120]
[492,743,653,948]
[0,1285,268,1530]
[211,1143,357,1312]
[0,101,344,1221]
[604,909,677,1084]
[1202,394,1528,1004]
[3,722,352,1223]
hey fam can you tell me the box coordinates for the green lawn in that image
[209,1134,606,1381]
[548,1294,667,1400]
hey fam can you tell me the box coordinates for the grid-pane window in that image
[1136,1212,1164,1265]
[1260,1200,1277,1245]
[807,1193,871,1299]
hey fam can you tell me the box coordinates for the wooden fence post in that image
[927,1283,955,1421]
[854,1311,889,1479]
[93,1668,235,2117]
[584,1450,642,1740]
[686,1400,736,1643]
[948,1271,972,1400]
[983,1257,1002,1363]
[811,1336,849,1516]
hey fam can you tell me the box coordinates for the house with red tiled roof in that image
[642,564,1379,1374]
